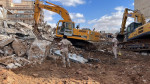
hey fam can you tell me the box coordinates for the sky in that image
[13,0,135,33]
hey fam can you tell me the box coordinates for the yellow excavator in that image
[33,0,100,50]
[117,8,150,51]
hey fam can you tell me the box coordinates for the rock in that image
[17,22,33,30]
[0,55,15,64]
[0,34,11,41]
[28,40,51,64]
[12,39,27,57]
[0,38,14,48]
[42,34,54,41]
[3,28,20,34]
[141,52,148,56]
[3,46,14,56]
[76,70,82,74]
[87,58,100,63]
[14,57,31,66]
[32,74,39,77]
[0,49,4,54]
[14,63,21,67]
[6,63,18,69]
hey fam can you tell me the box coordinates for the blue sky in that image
[14,0,134,33]
[44,0,134,33]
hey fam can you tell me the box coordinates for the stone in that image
[0,55,15,65]
[28,40,51,63]
[17,22,33,30]
[3,46,14,56]
[3,28,20,34]
[14,63,21,67]
[12,39,27,57]
[0,49,4,54]
[141,52,148,56]
[6,63,18,69]
[0,34,11,41]
[0,37,14,48]
[32,74,39,77]
[15,57,31,66]
[76,70,82,74]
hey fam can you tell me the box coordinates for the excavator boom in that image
[117,8,146,42]
[34,0,72,24]
[120,8,146,35]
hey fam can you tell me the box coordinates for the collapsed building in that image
[0,2,53,69]
[0,0,44,26]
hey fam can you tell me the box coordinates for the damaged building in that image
[0,0,44,26]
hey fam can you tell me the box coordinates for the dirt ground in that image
[0,50,150,84]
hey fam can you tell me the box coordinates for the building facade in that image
[0,0,44,25]
[0,0,12,7]
[135,0,150,19]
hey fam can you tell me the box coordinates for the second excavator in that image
[33,0,100,50]
[117,8,150,51]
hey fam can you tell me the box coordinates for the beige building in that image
[134,0,150,19]
[0,0,44,25]
[0,0,12,7]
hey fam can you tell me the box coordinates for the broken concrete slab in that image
[0,34,12,40]
[14,57,31,66]
[0,49,4,54]
[0,55,15,65]
[14,63,21,67]
[12,39,27,57]
[28,40,51,64]
[42,34,54,41]
[54,50,88,64]
[0,38,14,48]
[6,63,18,69]
[17,22,33,30]
[2,28,20,34]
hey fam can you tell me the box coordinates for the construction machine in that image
[33,0,100,50]
[117,8,150,51]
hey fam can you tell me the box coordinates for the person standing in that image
[59,35,72,68]
[112,36,118,59]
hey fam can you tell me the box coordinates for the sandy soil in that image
[0,50,150,84]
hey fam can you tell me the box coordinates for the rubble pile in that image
[0,20,53,69]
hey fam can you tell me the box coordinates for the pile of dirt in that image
[0,69,99,84]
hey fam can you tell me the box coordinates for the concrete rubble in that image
[0,18,54,69]
[28,39,51,64]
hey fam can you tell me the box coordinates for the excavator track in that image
[118,38,150,52]
[69,38,97,51]
[53,37,97,51]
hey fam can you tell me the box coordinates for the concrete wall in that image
[135,0,150,19]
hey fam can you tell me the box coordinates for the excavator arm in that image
[120,8,146,35]
[33,0,73,39]
[34,0,72,24]
[120,8,128,35]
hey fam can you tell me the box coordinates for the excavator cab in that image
[117,22,142,42]
[57,20,75,36]
[125,22,142,40]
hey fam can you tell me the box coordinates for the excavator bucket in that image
[116,34,124,42]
